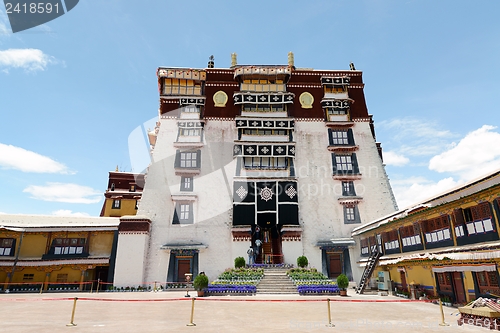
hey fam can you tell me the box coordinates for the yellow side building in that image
[0,214,119,292]
[352,169,500,304]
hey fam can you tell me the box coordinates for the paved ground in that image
[0,289,489,332]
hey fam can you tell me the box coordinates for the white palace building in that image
[112,54,398,286]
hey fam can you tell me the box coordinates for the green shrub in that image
[297,255,308,268]
[336,274,349,290]
[234,256,246,268]
[193,274,209,291]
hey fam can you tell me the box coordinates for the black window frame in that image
[0,238,16,256]
[341,181,356,196]
[344,205,361,224]
[332,153,359,175]
[112,199,121,209]
[172,202,194,224]
[180,176,193,192]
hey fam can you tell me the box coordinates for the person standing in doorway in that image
[254,238,262,263]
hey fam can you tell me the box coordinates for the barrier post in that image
[186,297,196,326]
[39,282,43,294]
[326,298,335,327]
[66,297,78,327]
[96,279,100,293]
[439,299,449,326]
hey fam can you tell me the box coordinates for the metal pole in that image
[96,279,100,293]
[439,299,449,326]
[326,298,334,327]
[186,297,196,326]
[39,282,43,294]
[66,297,78,326]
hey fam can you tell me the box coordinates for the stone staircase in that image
[256,268,298,294]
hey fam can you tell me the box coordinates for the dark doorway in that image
[95,266,109,287]
[452,272,466,304]
[328,253,342,278]
[253,222,282,264]
[177,259,191,282]
[400,271,407,291]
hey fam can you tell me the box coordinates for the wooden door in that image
[400,271,407,290]
[329,253,342,278]
[177,259,191,282]
[452,272,466,304]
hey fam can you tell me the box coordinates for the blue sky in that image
[1,0,499,216]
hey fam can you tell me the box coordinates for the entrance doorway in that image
[328,253,342,278]
[400,270,407,291]
[253,224,282,264]
[176,259,191,282]
[452,272,466,303]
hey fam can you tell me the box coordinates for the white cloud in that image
[383,151,409,166]
[0,143,72,174]
[52,209,90,217]
[392,177,460,210]
[0,10,10,36]
[429,125,500,180]
[378,117,456,156]
[23,183,102,204]
[0,48,57,72]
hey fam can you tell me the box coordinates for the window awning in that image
[180,98,205,106]
[432,264,497,273]
[321,76,350,86]
[317,238,356,249]
[233,144,295,157]
[234,66,291,78]
[321,99,352,108]
[234,92,295,105]
[160,243,207,250]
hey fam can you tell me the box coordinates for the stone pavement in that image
[0,289,489,332]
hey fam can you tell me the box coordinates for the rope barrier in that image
[0,296,433,303]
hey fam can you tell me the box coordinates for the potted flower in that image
[336,274,349,296]
[193,273,209,297]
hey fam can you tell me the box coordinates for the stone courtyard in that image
[0,289,489,333]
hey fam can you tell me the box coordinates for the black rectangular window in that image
[175,150,201,169]
[112,199,121,209]
[172,202,193,224]
[51,238,86,255]
[180,176,193,191]
[0,238,15,256]
[332,153,359,175]
[243,157,287,169]
[342,181,356,196]
[328,129,354,146]
[23,274,34,281]
[344,205,361,224]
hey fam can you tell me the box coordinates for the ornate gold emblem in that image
[299,92,314,109]
[213,91,228,107]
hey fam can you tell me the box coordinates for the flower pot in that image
[339,290,347,296]
[197,290,205,297]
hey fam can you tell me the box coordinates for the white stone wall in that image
[282,240,304,266]
[113,232,150,287]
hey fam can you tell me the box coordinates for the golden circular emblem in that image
[213,91,228,107]
[299,92,314,109]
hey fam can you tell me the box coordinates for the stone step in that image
[258,283,297,288]
[257,291,298,294]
